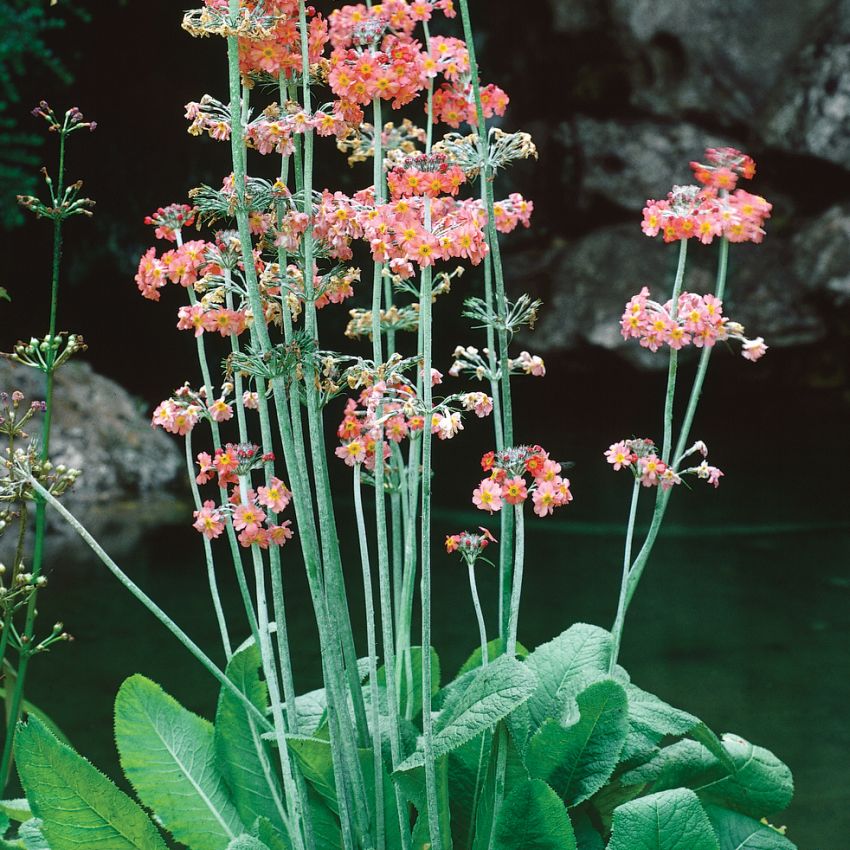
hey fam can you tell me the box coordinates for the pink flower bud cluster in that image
[143,204,195,242]
[604,438,724,490]
[620,287,768,361]
[641,148,771,245]
[445,527,496,567]
[473,446,573,518]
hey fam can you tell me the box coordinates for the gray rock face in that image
[792,204,850,300]
[562,117,730,210]
[763,3,850,166]
[0,359,181,502]
[609,0,835,124]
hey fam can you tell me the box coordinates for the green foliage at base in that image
[10,624,797,850]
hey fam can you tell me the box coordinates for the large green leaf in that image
[704,805,797,850]
[524,624,612,732]
[623,684,734,772]
[607,788,720,850]
[620,735,793,818]
[448,730,493,848]
[115,674,244,850]
[527,679,628,806]
[215,645,289,836]
[15,716,167,850]
[408,755,453,850]
[286,737,338,814]
[493,779,576,850]
[398,656,536,770]
[377,646,440,720]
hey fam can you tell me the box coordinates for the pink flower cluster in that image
[386,153,466,199]
[604,437,724,490]
[134,239,212,301]
[432,81,509,128]
[310,190,532,275]
[236,3,328,78]
[473,446,572,518]
[152,386,238,436]
[445,527,496,567]
[336,383,422,469]
[620,287,768,361]
[641,148,771,244]
[193,475,293,549]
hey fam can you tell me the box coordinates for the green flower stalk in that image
[0,103,94,787]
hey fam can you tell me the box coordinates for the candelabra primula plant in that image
[6,4,798,850]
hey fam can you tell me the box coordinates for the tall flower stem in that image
[467,563,489,665]
[225,13,371,841]
[609,479,641,672]
[419,196,442,850]
[354,464,386,850]
[457,0,516,637]
[184,432,232,659]
[660,239,689,466]
[0,124,67,785]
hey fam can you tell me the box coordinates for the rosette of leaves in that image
[9,625,796,850]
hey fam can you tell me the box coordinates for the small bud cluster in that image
[7,333,87,374]
[445,527,496,568]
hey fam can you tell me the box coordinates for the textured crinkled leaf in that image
[525,624,612,731]
[286,689,327,737]
[457,639,529,678]
[527,679,628,806]
[620,735,793,819]
[0,800,31,822]
[702,735,794,817]
[215,645,288,836]
[17,819,49,850]
[624,685,734,772]
[398,655,536,770]
[15,716,167,850]
[226,836,270,850]
[590,781,648,833]
[115,675,243,850]
[607,788,720,850]
[704,805,797,850]
[493,779,576,850]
